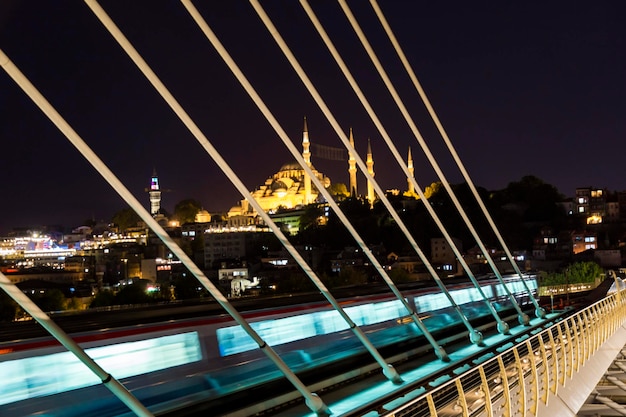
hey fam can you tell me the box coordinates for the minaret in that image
[407,146,415,195]
[302,116,312,205]
[366,138,375,205]
[348,127,357,197]
[149,168,161,216]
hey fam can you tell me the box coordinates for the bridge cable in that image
[183,1,448,361]
[89,0,404,388]
[4,19,331,413]
[86,0,401,390]
[370,0,545,320]
[87,0,403,391]
[79,1,336,414]
[299,0,510,336]
[0,52,155,417]
[182,0,452,360]
[338,0,530,326]
[247,0,484,346]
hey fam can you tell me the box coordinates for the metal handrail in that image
[382,284,626,417]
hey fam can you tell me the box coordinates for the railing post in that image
[454,379,470,417]
[478,366,493,417]
[497,356,512,417]
[546,329,559,396]
[513,346,527,417]
[525,339,539,414]
[563,319,575,379]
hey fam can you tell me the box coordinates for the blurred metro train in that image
[0,274,537,416]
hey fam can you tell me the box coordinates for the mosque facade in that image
[227,117,417,218]
[228,117,331,217]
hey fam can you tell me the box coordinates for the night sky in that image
[1,1,625,235]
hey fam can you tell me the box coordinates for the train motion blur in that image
[0,274,538,416]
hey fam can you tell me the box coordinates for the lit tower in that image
[407,146,415,195]
[149,169,161,216]
[302,116,312,205]
[366,138,375,206]
[348,127,357,197]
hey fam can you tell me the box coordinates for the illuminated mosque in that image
[228,117,417,218]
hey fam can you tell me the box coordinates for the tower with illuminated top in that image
[366,138,375,205]
[407,146,415,195]
[149,169,161,216]
[348,127,358,197]
[302,117,312,205]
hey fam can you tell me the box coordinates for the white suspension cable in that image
[299,0,510,336]
[607,376,626,394]
[594,391,626,417]
[370,0,544,319]
[88,0,402,388]
[181,1,451,360]
[338,0,529,326]
[248,0,484,346]
[82,1,333,414]
[0,49,156,417]
[180,0,440,368]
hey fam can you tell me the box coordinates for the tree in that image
[66,297,82,311]
[567,261,603,284]
[0,290,19,322]
[173,275,205,300]
[539,261,603,286]
[173,199,202,224]
[90,290,115,308]
[31,289,66,312]
[114,284,152,305]
[328,182,350,200]
[330,267,367,288]
[112,207,142,231]
[298,204,323,232]
[485,175,568,250]
[389,267,412,283]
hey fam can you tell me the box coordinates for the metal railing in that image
[382,286,626,417]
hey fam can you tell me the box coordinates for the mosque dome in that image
[229,117,341,215]
[271,177,294,191]
[228,204,244,217]
[195,209,211,223]
[279,161,302,172]
[278,161,317,175]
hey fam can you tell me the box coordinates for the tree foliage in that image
[0,290,19,322]
[328,182,350,199]
[173,199,202,224]
[332,267,367,288]
[173,275,207,300]
[114,284,153,305]
[112,207,142,231]
[30,289,66,312]
[388,267,412,283]
[540,261,603,286]
[298,204,324,232]
[90,284,157,308]
[90,290,116,308]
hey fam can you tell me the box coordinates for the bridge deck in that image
[230,314,560,417]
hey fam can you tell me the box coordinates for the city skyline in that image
[1,1,625,235]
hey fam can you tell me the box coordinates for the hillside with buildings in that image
[2,119,626,315]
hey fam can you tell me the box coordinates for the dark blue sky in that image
[1,1,625,235]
